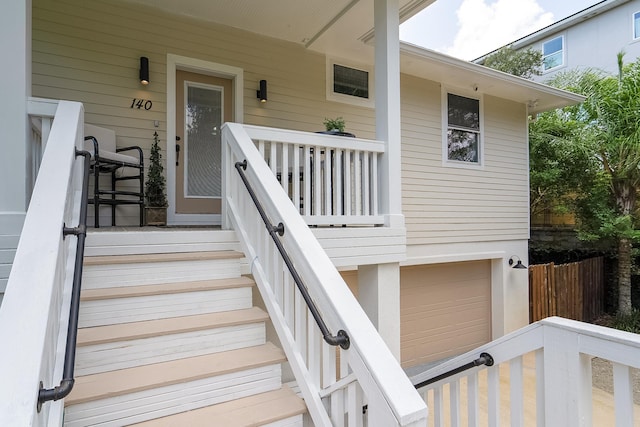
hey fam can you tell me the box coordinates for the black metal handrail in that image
[38,149,91,411]
[235,160,350,350]
[412,352,494,389]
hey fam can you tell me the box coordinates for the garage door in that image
[400,260,492,368]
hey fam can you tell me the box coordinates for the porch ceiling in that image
[123,0,434,59]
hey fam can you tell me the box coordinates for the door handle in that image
[176,142,180,166]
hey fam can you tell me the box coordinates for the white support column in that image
[357,263,401,360]
[374,0,403,228]
[1,0,31,214]
[0,0,31,300]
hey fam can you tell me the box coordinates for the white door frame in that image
[166,54,244,225]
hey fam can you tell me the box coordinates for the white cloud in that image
[447,0,554,60]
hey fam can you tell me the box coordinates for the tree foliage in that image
[483,45,543,79]
[532,55,640,314]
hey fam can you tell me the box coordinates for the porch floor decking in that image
[423,352,640,426]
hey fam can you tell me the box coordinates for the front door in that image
[175,70,233,214]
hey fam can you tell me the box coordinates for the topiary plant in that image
[145,131,168,208]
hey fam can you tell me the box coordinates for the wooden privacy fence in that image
[529,257,605,323]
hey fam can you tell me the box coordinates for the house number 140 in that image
[130,98,152,110]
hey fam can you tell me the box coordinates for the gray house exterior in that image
[476,0,640,82]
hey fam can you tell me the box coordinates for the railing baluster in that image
[488,365,500,427]
[331,388,345,427]
[371,154,378,216]
[363,152,370,215]
[295,290,307,361]
[293,144,301,213]
[450,380,460,427]
[309,315,321,386]
[613,362,634,427]
[434,387,444,427]
[304,145,311,216]
[510,356,524,427]
[535,348,545,427]
[270,141,277,176]
[281,142,289,193]
[344,151,352,216]
[347,382,363,427]
[467,372,480,427]
[324,148,331,215]
[314,147,321,216]
[354,150,362,215]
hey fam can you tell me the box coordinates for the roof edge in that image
[400,42,586,110]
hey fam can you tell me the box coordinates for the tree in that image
[483,45,543,79]
[533,55,640,315]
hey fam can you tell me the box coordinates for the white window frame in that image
[633,11,640,40]
[441,88,484,169]
[326,57,374,108]
[541,35,565,73]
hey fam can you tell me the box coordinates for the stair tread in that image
[66,342,285,406]
[77,307,269,346]
[130,386,306,427]
[81,276,254,301]
[84,250,244,266]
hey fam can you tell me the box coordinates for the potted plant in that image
[319,116,355,137]
[144,131,168,226]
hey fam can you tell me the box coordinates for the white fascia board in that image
[400,42,586,114]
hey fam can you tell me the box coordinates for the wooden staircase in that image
[64,229,306,426]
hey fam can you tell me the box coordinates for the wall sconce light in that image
[139,56,149,85]
[509,255,528,269]
[256,79,267,103]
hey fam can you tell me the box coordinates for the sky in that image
[400,0,601,60]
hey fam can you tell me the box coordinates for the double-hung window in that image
[446,93,481,164]
[542,36,564,71]
[634,11,640,39]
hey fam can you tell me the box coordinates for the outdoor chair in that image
[84,124,144,228]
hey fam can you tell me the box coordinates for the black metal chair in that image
[84,124,144,228]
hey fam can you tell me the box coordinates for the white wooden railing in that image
[412,317,640,427]
[0,100,85,426]
[222,122,428,426]
[243,125,385,226]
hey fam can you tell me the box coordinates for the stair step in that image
[78,306,268,346]
[75,308,270,376]
[81,276,254,301]
[66,343,285,406]
[130,386,305,427]
[84,250,244,266]
[82,251,245,289]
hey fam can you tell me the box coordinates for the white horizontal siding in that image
[400,74,529,246]
[32,0,378,225]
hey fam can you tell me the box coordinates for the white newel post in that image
[358,263,401,360]
[0,0,31,300]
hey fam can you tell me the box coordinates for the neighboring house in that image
[4,1,613,426]
[476,0,640,82]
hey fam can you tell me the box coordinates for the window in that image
[326,58,373,107]
[634,11,640,39]
[333,64,369,99]
[542,36,564,71]
[446,93,481,164]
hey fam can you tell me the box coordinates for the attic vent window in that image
[333,64,369,99]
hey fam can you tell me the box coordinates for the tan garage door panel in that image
[401,261,491,368]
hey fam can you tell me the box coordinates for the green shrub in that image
[611,309,640,333]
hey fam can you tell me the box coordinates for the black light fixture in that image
[139,56,149,85]
[509,255,528,269]
[257,79,267,103]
